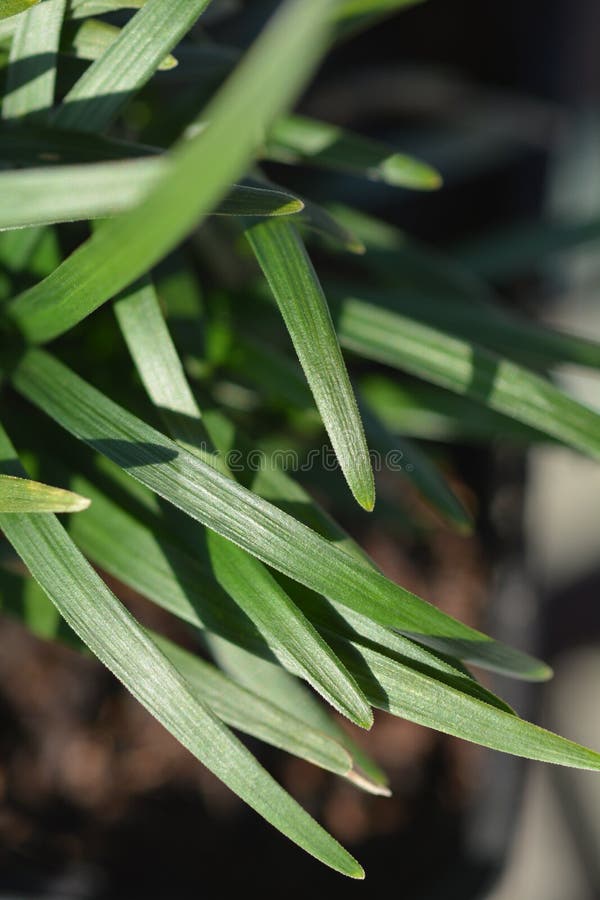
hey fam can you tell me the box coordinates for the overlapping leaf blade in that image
[60,467,600,772]
[10,347,551,680]
[0,564,356,777]
[69,0,146,17]
[8,0,337,342]
[223,331,472,531]
[114,280,373,727]
[0,160,303,230]
[0,422,363,878]
[333,294,600,461]
[54,0,212,131]
[65,17,177,68]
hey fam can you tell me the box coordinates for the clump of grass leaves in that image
[1,0,600,880]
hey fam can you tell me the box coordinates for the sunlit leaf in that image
[0,421,363,879]
[0,473,90,512]
[246,220,375,510]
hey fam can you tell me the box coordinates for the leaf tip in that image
[282,198,305,215]
[352,867,366,881]
[347,238,367,255]
[355,486,375,512]
[381,154,443,191]
[159,53,179,71]
[346,769,392,797]
[69,494,92,512]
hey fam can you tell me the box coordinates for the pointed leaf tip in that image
[380,154,443,190]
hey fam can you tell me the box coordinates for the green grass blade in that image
[360,373,547,444]
[333,294,600,462]
[333,0,424,39]
[340,637,600,771]
[69,0,146,17]
[0,425,363,879]
[0,565,355,778]
[65,17,176,69]
[204,531,372,726]
[246,173,365,253]
[54,0,212,132]
[114,279,372,727]
[0,1,38,22]
[10,347,550,680]
[8,0,336,342]
[267,114,441,190]
[355,284,600,372]
[149,632,355,777]
[63,459,482,710]
[2,0,66,119]
[60,472,600,772]
[0,122,156,165]
[0,160,303,230]
[61,474,511,718]
[224,331,471,532]
[246,220,375,510]
[330,205,600,371]
[205,635,389,794]
[0,473,90,512]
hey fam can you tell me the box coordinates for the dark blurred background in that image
[2,0,600,897]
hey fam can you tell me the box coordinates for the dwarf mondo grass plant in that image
[1,0,600,879]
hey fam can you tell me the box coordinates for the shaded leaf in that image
[267,114,441,190]
[8,0,337,341]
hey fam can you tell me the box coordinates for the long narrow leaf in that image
[330,205,600,371]
[2,0,66,119]
[0,473,90,512]
[267,114,441,190]
[225,333,472,532]
[0,566,355,778]
[65,18,177,69]
[8,0,337,342]
[333,294,600,461]
[10,347,551,680]
[0,422,363,879]
[0,160,303,230]
[149,632,355,777]
[53,0,212,132]
[335,0,423,16]
[60,470,600,772]
[205,635,389,794]
[247,220,374,510]
[0,122,156,165]
[114,279,372,727]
